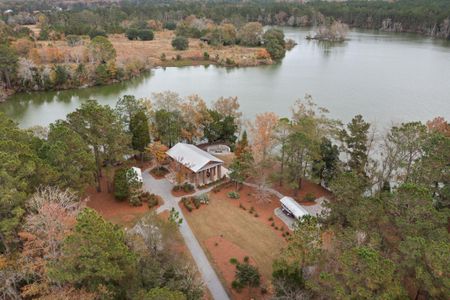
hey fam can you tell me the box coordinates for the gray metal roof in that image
[166,143,223,173]
[280,196,310,219]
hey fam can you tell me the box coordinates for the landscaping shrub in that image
[192,197,201,209]
[254,213,259,218]
[231,280,242,291]
[150,166,169,177]
[182,182,195,192]
[230,257,261,292]
[172,36,189,50]
[212,179,233,193]
[227,191,240,199]
[268,216,273,221]
[114,168,129,201]
[303,192,316,202]
[229,257,238,265]
[139,191,151,202]
[172,182,194,193]
[195,193,209,204]
[139,192,159,208]
[129,196,142,206]
[182,197,193,212]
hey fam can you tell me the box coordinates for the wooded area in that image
[1,91,448,299]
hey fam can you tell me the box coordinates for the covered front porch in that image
[189,162,223,187]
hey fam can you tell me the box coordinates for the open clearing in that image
[183,186,286,298]
[86,175,153,227]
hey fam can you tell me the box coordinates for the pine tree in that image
[49,208,136,296]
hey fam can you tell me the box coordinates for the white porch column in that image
[217,165,222,179]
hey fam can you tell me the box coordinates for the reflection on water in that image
[1,27,450,129]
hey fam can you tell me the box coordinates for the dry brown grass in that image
[32,30,269,67]
[23,25,41,36]
[110,31,268,66]
[183,193,284,279]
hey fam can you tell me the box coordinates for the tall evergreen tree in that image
[39,121,96,193]
[340,115,370,176]
[130,111,150,161]
[66,100,131,192]
[0,45,18,88]
[50,208,136,297]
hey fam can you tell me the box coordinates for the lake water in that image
[2,27,450,129]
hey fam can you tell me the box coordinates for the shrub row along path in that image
[142,169,230,300]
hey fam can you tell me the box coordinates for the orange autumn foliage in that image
[249,112,279,164]
[256,48,271,59]
[427,116,450,137]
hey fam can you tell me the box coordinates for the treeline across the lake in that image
[2,0,450,39]
[1,92,449,299]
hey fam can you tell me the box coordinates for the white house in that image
[280,196,310,219]
[166,143,225,186]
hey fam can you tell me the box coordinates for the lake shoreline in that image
[2,27,449,129]
[0,58,272,103]
[1,30,275,103]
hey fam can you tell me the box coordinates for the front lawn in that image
[183,187,286,298]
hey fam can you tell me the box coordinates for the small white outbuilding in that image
[280,196,310,219]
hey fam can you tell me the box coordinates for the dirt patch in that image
[204,236,271,300]
[298,201,317,206]
[86,174,160,228]
[271,179,333,203]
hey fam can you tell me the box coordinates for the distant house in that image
[166,143,225,186]
[280,196,309,219]
[4,9,13,15]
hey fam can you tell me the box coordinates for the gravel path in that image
[142,170,230,300]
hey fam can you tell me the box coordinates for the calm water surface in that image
[2,27,450,129]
